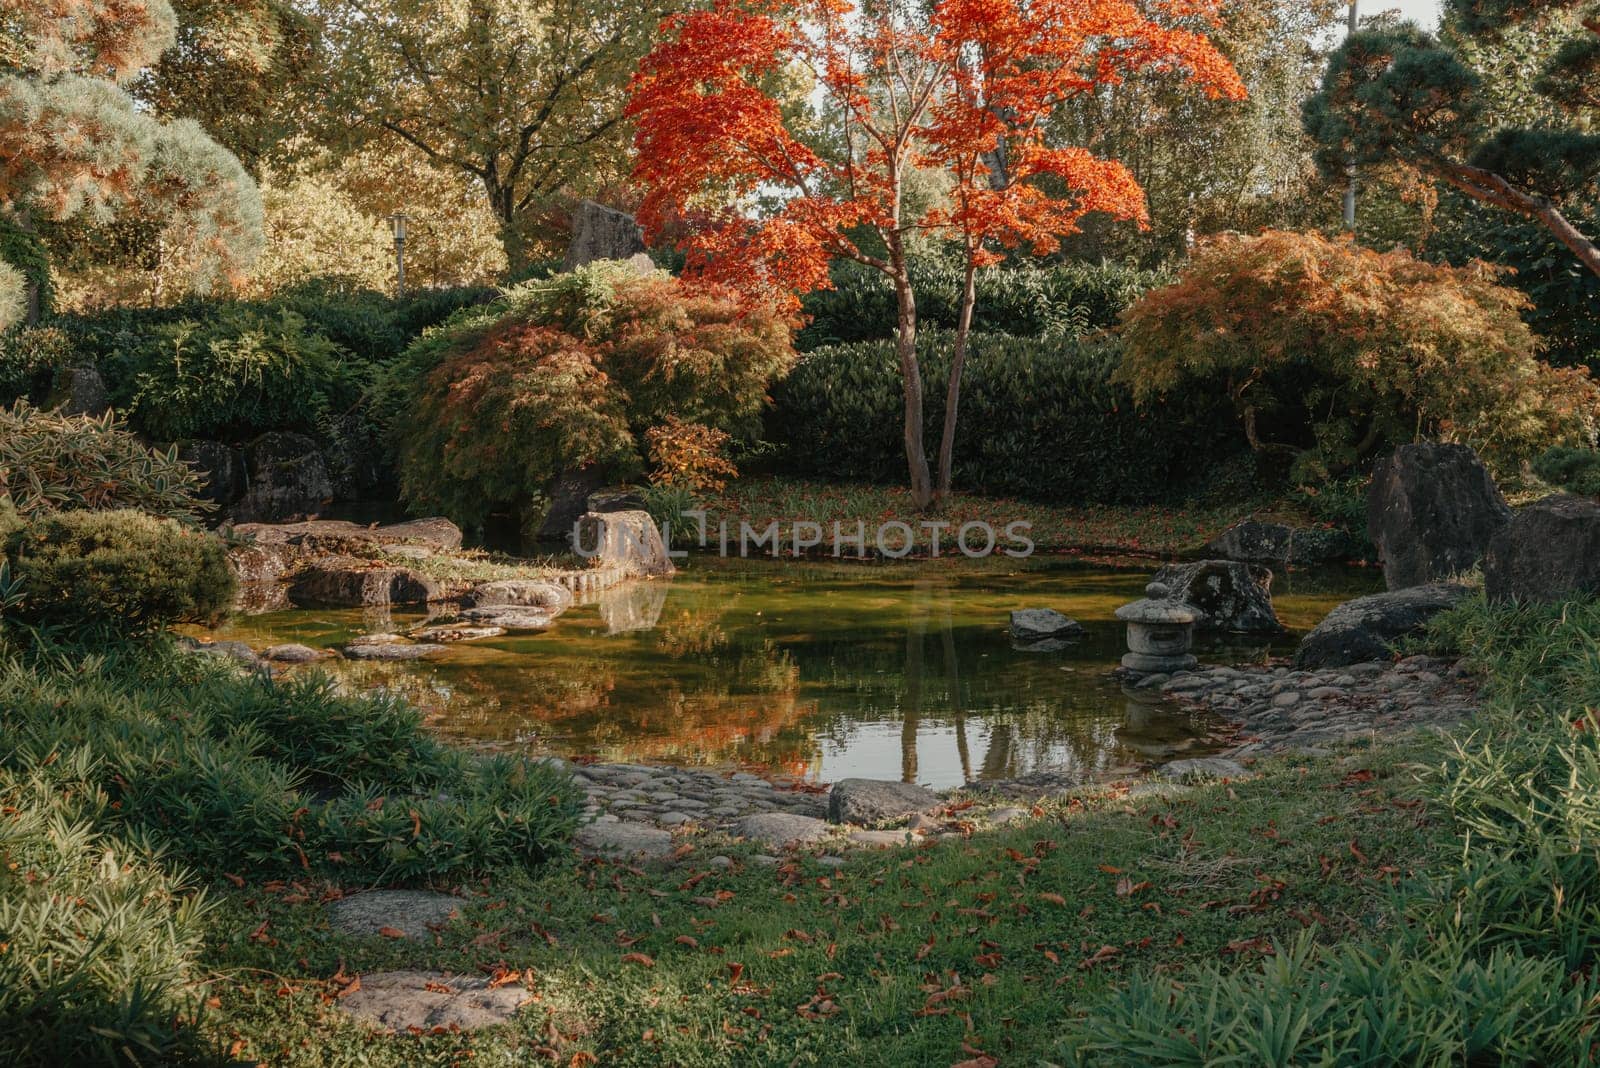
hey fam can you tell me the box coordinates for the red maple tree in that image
[629,0,1245,506]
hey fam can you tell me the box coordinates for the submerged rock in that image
[459,607,554,631]
[1008,608,1086,642]
[260,643,329,663]
[1294,584,1470,668]
[340,642,447,661]
[412,624,506,643]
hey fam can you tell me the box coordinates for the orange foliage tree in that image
[628,0,1244,506]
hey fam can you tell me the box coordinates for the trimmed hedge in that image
[3,508,234,631]
[796,259,1168,351]
[769,330,1245,503]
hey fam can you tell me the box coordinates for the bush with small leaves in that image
[1533,445,1600,497]
[124,306,364,442]
[647,416,738,493]
[4,509,234,631]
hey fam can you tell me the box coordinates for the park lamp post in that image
[387,213,409,299]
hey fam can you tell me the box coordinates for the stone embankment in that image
[1157,652,1479,760]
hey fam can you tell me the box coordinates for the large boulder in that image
[1368,443,1509,590]
[1294,583,1470,668]
[1152,560,1282,633]
[536,466,606,542]
[229,432,333,523]
[52,365,111,417]
[1484,494,1600,603]
[288,556,442,607]
[178,440,247,507]
[321,412,393,502]
[1205,520,1361,566]
[563,201,647,271]
[828,779,940,825]
[232,517,463,556]
[574,510,675,578]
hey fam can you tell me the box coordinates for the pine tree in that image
[0,0,263,319]
[1304,0,1600,277]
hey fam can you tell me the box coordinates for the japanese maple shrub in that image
[388,262,791,532]
[1116,230,1600,482]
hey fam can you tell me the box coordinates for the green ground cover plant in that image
[0,634,584,1066]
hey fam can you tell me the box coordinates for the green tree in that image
[0,0,264,317]
[135,1,319,170]
[1048,0,1347,264]
[1304,0,1600,278]
[312,0,671,270]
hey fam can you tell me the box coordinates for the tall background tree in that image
[313,0,675,271]
[1304,0,1600,278]
[0,0,264,323]
[628,0,1243,506]
[1048,0,1345,264]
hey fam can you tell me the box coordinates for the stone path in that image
[336,971,527,1032]
[1157,653,1479,758]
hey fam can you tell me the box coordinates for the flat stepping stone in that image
[341,642,448,661]
[459,607,553,631]
[337,970,525,1032]
[848,829,910,848]
[575,821,674,859]
[261,643,329,663]
[412,624,506,642]
[828,778,940,824]
[330,890,460,941]
[348,633,406,645]
[1157,757,1249,781]
[1009,608,1086,641]
[733,813,831,848]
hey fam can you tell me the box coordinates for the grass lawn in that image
[203,743,1446,1066]
[701,476,1318,557]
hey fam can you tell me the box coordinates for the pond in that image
[202,556,1381,789]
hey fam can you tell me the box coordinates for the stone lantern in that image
[1115,581,1197,675]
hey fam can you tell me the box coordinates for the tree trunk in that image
[1439,161,1600,280]
[893,267,935,510]
[936,258,978,498]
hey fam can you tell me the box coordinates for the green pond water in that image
[201,556,1381,789]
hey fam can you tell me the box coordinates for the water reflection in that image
[201,557,1380,788]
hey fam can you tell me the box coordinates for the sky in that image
[1378,0,1442,29]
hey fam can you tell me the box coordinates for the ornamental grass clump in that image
[0,402,205,521]
[1063,592,1600,1063]
[0,639,585,882]
[0,760,212,1067]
